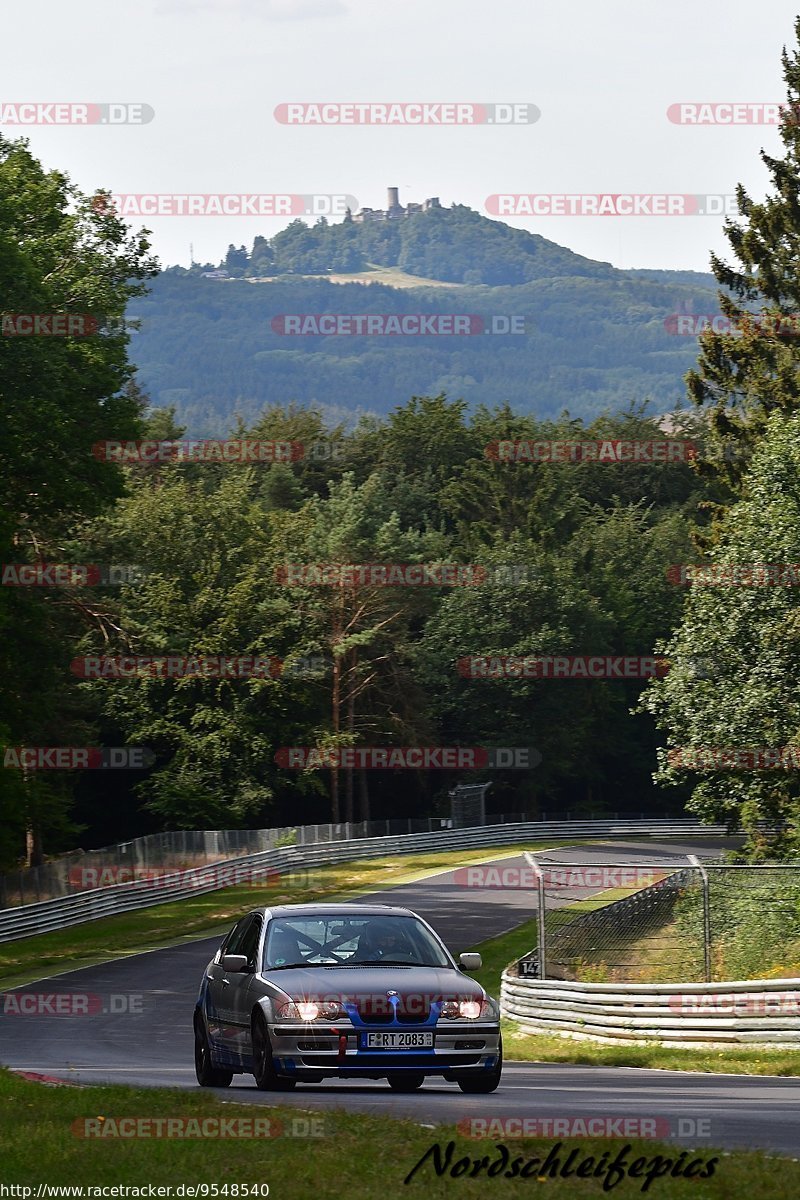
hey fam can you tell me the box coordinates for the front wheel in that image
[252,1011,296,1091]
[456,1039,502,1094]
[194,1014,233,1087]
[387,1072,425,1092]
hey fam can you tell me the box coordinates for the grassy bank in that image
[0,1068,793,1198]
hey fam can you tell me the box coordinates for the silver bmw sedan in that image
[194,902,503,1093]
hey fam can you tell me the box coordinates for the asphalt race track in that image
[2,838,799,1156]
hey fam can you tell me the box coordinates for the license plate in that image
[364,1031,434,1049]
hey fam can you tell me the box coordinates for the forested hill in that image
[235,203,616,285]
[127,205,719,436]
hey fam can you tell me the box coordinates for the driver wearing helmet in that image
[358,920,414,961]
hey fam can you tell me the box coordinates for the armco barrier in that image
[500,972,800,1047]
[0,818,733,944]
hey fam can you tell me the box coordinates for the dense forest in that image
[6,19,800,870]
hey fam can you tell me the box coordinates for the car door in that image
[233,913,265,1066]
[206,914,254,1060]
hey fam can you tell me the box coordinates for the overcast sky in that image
[3,0,800,273]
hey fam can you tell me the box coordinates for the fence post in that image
[687,854,711,982]
[524,851,546,980]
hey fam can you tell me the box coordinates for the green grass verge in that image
[0,843,567,988]
[0,1068,793,1197]
[472,918,800,1076]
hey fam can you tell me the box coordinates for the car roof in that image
[255,903,417,920]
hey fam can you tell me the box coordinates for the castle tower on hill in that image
[353,187,441,224]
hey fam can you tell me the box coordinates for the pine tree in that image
[688,17,800,510]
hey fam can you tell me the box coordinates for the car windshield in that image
[262,914,451,970]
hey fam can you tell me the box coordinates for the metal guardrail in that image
[0,818,733,944]
[500,972,800,1046]
[0,810,726,908]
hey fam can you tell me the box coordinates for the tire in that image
[251,1011,296,1091]
[387,1072,425,1092]
[194,1013,233,1088]
[456,1038,503,1094]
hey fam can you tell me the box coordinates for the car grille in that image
[358,1011,430,1024]
[355,999,431,1023]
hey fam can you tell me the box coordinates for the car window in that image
[239,915,263,966]
[223,915,253,957]
[262,915,451,969]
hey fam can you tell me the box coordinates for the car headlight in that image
[439,999,486,1020]
[319,1001,343,1020]
[459,999,483,1020]
[275,999,343,1021]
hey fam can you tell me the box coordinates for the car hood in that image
[260,964,485,1006]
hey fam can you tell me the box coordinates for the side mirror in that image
[222,954,250,973]
[459,952,482,971]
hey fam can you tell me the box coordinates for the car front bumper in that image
[267,1020,501,1079]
